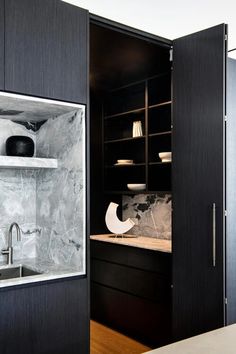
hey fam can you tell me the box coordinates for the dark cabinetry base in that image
[0,278,89,354]
[91,240,172,347]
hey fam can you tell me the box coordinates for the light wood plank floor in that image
[90,320,151,354]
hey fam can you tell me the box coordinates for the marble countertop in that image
[0,258,83,289]
[90,234,172,253]
[146,324,236,354]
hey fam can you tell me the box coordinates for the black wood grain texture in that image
[91,282,171,348]
[0,278,89,354]
[5,0,88,103]
[0,0,4,89]
[226,58,236,324]
[172,24,226,340]
[90,240,172,346]
[91,239,171,276]
[91,258,171,303]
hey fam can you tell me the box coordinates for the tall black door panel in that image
[4,0,88,103]
[172,24,226,340]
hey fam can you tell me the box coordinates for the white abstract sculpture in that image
[105,202,135,235]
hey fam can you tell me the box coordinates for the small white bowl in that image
[159,152,172,162]
[127,183,146,191]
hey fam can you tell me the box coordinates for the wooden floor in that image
[90,320,151,354]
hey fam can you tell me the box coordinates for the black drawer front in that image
[91,282,172,347]
[91,258,171,303]
[91,240,171,276]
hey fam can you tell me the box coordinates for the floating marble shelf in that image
[0,156,58,169]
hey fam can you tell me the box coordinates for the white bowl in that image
[127,183,146,191]
[159,152,172,162]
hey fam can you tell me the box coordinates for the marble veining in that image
[0,106,86,276]
[0,91,83,122]
[36,109,85,271]
[0,167,37,262]
[122,194,172,239]
[0,156,58,169]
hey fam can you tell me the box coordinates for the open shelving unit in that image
[103,72,172,194]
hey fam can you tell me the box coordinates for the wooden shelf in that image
[104,190,171,195]
[149,161,171,165]
[149,131,172,137]
[104,107,145,119]
[0,156,58,169]
[104,190,147,195]
[104,136,145,144]
[103,72,172,194]
[104,100,172,120]
[148,101,172,109]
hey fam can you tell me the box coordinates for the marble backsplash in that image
[0,119,37,262]
[0,109,85,272]
[122,194,172,239]
[36,110,85,270]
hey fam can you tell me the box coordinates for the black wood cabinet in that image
[103,74,172,194]
[90,17,236,347]
[0,0,233,350]
[4,0,88,103]
[172,24,226,340]
[0,1,89,354]
[0,278,89,354]
[90,240,172,347]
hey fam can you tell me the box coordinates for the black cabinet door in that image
[5,0,88,103]
[0,0,4,90]
[0,278,89,354]
[172,24,226,340]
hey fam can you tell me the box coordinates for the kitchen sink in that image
[0,265,41,281]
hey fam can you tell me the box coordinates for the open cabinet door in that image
[172,24,227,341]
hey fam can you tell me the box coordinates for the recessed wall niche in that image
[0,92,86,276]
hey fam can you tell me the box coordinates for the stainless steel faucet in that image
[1,223,21,265]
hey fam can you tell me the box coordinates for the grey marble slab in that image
[0,169,37,263]
[122,193,172,239]
[0,91,84,121]
[36,109,86,272]
[0,156,58,169]
[0,101,86,277]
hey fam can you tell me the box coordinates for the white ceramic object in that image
[159,152,172,162]
[105,202,135,234]
[127,183,146,191]
[132,121,143,137]
[117,159,133,164]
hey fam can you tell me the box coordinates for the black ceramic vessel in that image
[6,136,35,157]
